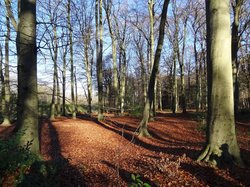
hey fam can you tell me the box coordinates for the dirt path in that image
[39,113,250,186]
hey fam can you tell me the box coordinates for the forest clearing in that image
[0,0,250,186]
[1,111,249,186]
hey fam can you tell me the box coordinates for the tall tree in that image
[198,0,243,166]
[138,0,170,136]
[67,0,76,119]
[96,0,104,120]
[1,15,11,125]
[104,0,118,109]
[0,44,3,115]
[232,0,243,114]
[16,0,39,154]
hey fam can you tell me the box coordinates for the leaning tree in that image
[138,0,170,137]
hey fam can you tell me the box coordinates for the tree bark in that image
[138,0,170,136]
[198,0,243,167]
[96,0,104,120]
[67,0,76,119]
[232,0,243,114]
[16,0,39,154]
[104,0,118,109]
[2,15,11,125]
[0,45,3,116]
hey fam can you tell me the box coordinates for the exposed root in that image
[138,128,151,137]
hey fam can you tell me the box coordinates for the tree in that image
[96,0,104,120]
[138,0,170,136]
[231,0,243,114]
[16,0,39,154]
[104,0,118,109]
[197,0,243,166]
[1,15,11,125]
[67,0,76,119]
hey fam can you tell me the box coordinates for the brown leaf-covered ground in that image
[1,111,250,186]
[39,112,250,186]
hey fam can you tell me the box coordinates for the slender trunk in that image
[74,68,78,108]
[50,24,59,119]
[67,0,76,119]
[194,34,201,112]
[179,18,187,113]
[17,0,39,154]
[2,16,11,125]
[62,49,66,116]
[0,45,3,115]
[120,48,126,115]
[56,68,61,116]
[96,0,104,120]
[232,0,243,114]
[105,3,118,108]
[139,0,170,136]
[83,38,92,114]
[158,77,162,111]
[148,0,156,116]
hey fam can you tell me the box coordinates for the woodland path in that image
[2,112,247,186]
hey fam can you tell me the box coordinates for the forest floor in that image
[1,111,250,186]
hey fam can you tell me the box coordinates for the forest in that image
[0,0,249,186]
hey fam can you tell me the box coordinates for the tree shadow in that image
[19,119,87,187]
[181,162,241,187]
[92,117,201,160]
[101,160,155,186]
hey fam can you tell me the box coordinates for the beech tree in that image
[198,0,243,166]
[17,0,39,154]
[96,0,104,120]
[138,0,170,136]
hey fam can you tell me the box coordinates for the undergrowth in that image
[0,130,64,186]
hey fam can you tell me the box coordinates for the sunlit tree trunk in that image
[194,34,201,112]
[138,0,170,136]
[158,77,162,111]
[62,45,67,116]
[178,17,188,113]
[232,0,243,114]
[148,0,157,116]
[1,16,11,125]
[104,0,118,108]
[16,0,39,154]
[67,0,76,119]
[198,0,243,166]
[96,0,104,120]
[83,37,92,114]
[50,24,58,120]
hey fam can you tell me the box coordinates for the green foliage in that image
[0,130,64,186]
[129,174,151,187]
[130,106,144,117]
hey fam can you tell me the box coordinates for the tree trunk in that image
[0,45,3,116]
[62,47,66,116]
[96,0,104,120]
[232,0,243,114]
[67,0,76,119]
[2,15,11,125]
[105,1,118,108]
[138,0,170,136]
[16,0,39,154]
[194,35,201,112]
[198,0,243,167]
[83,38,92,114]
